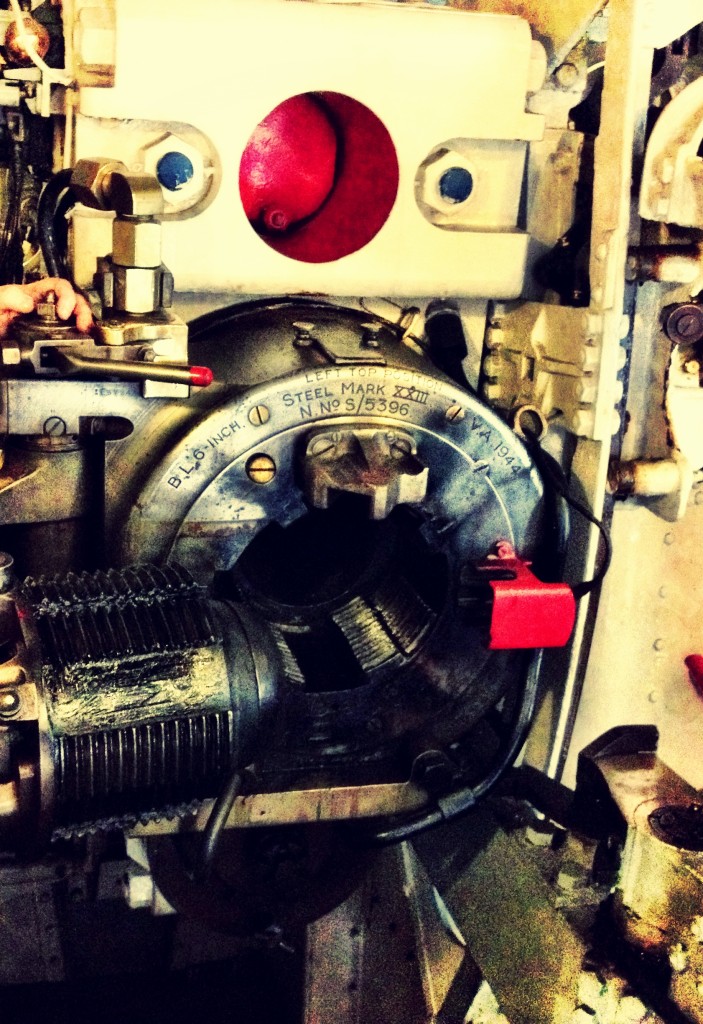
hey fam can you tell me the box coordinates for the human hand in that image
[0,278,93,338]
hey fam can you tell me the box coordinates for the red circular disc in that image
[240,92,399,264]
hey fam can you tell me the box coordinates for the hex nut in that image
[113,265,160,314]
[113,218,161,268]
[141,133,206,207]
[416,147,476,218]
[70,157,127,209]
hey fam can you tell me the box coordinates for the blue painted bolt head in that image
[438,166,474,204]
[156,150,195,192]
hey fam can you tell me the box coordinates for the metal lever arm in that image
[47,346,213,387]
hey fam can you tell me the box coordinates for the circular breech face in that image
[239,92,399,262]
[114,303,546,781]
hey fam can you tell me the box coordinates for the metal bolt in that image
[43,416,67,437]
[245,453,276,485]
[677,315,702,339]
[684,359,700,376]
[292,322,315,348]
[664,304,703,345]
[309,437,337,458]
[554,62,579,89]
[389,437,412,458]
[361,323,382,349]
[664,531,675,545]
[445,404,465,423]
[248,405,270,427]
[36,291,59,323]
[0,691,20,717]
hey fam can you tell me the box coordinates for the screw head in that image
[664,303,703,345]
[389,437,412,458]
[309,437,337,458]
[43,416,67,437]
[248,405,270,427]
[246,453,276,485]
[445,404,465,423]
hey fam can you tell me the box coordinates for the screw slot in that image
[246,453,276,485]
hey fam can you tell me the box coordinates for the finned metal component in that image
[0,564,280,843]
[303,427,428,520]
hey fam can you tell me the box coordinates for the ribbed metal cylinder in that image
[18,565,250,832]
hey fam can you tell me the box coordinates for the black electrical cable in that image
[525,438,612,598]
[0,129,25,284]
[37,166,74,278]
[197,770,243,881]
[372,431,610,845]
[372,654,542,844]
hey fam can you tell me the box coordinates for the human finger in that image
[26,278,93,331]
[0,284,35,315]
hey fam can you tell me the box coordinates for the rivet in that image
[664,531,675,546]
[653,638,665,652]
[248,405,270,427]
[245,453,276,485]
